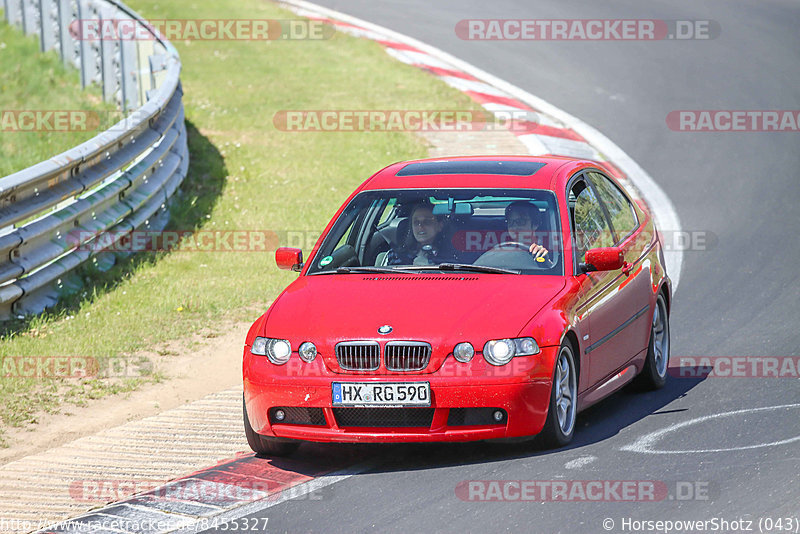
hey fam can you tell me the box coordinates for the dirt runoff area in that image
[0,319,248,465]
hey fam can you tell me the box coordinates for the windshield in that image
[306,189,563,275]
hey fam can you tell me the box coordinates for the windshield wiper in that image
[402,263,520,275]
[334,266,417,274]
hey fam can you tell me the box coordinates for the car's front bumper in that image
[243,345,557,443]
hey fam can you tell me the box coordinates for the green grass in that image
[0,0,484,444]
[0,22,116,176]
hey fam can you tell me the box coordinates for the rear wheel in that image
[632,293,670,390]
[538,341,578,448]
[243,396,300,457]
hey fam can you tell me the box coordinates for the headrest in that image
[395,217,412,247]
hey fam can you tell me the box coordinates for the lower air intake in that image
[447,408,506,426]
[333,407,435,427]
[269,407,326,426]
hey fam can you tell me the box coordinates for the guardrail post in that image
[21,0,39,35]
[119,32,138,111]
[84,0,102,86]
[4,0,22,25]
[99,4,118,103]
[38,0,56,51]
[57,0,77,68]
[76,0,88,87]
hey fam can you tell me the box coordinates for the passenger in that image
[387,201,455,265]
[504,200,550,260]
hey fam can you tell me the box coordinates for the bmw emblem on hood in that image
[378,325,393,335]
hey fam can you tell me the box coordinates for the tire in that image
[632,293,670,390]
[243,396,300,457]
[538,340,578,448]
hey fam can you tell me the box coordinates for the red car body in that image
[243,155,671,449]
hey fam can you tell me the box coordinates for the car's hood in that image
[264,273,566,373]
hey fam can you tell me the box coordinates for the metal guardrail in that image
[0,0,188,319]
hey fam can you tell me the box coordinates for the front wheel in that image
[243,396,300,457]
[538,341,578,448]
[632,293,670,390]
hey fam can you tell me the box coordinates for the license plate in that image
[332,382,431,407]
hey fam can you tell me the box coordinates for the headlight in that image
[251,336,292,365]
[483,339,515,366]
[299,341,317,362]
[453,342,474,363]
[482,337,540,366]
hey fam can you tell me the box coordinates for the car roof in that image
[360,155,587,192]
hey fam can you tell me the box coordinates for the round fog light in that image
[493,410,504,422]
[274,409,286,422]
[299,342,317,362]
[453,342,474,363]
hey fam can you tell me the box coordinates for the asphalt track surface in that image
[223,1,799,532]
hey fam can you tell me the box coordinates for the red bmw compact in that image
[243,156,672,456]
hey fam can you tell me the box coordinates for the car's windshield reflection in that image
[306,189,563,276]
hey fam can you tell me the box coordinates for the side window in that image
[376,198,397,226]
[333,222,355,251]
[588,172,638,242]
[332,201,373,254]
[571,180,614,263]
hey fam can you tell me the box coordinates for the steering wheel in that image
[488,241,555,268]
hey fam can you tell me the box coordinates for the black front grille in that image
[269,407,326,426]
[336,341,380,371]
[385,342,431,371]
[447,408,506,426]
[333,408,435,428]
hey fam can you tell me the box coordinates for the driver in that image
[504,201,550,261]
[387,201,454,265]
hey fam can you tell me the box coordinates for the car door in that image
[587,171,652,358]
[569,172,647,386]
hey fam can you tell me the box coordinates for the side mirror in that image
[581,247,624,273]
[276,247,304,272]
